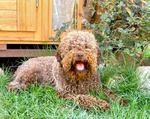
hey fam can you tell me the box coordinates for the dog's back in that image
[8,56,58,90]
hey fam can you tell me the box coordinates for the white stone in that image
[136,66,150,95]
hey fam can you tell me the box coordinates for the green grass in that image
[1,63,150,119]
[143,45,150,58]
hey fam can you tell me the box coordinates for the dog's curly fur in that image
[8,31,127,111]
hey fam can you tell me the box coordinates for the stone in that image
[136,66,150,95]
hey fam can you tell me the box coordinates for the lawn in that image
[1,61,150,119]
[143,45,150,59]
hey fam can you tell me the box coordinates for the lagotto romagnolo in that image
[8,31,127,110]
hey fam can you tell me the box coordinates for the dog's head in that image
[55,31,101,80]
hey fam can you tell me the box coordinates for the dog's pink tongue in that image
[76,63,84,71]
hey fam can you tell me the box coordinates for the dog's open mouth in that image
[75,61,85,71]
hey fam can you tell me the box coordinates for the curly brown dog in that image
[8,31,127,111]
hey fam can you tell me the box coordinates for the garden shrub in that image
[89,0,150,57]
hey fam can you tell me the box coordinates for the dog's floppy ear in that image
[97,44,102,65]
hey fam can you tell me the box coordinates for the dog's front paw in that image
[8,81,20,90]
[96,99,110,111]
[119,98,128,106]
[8,81,27,90]
[76,94,110,111]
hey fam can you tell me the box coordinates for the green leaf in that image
[107,46,113,50]
[100,14,108,20]
[123,48,130,55]
[127,17,133,22]
[118,1,124,7]
[125,7,132,16]
[105,26,110,34]
[117,42,123,48]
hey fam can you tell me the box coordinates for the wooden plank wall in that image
[0,0,17,30]
[0,0,82,44]
[17,0,36,31]
[34,0,54,43]
[0,0,16,10]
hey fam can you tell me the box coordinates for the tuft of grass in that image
[143,45,150,58]
[1,61,150,119]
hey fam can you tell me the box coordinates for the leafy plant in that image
[89,0,150,56]
[143,45,150,58]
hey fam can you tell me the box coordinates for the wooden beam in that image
[41,0,49,41]
[77,0,82,30]
[0,41,60,44]
[0,44,7,50]
[48,0,53,38]
[0,49,54,57]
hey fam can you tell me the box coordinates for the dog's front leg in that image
[57,91,110,111]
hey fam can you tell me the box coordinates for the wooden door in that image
[0,0,36,31]
[0,0,17,31]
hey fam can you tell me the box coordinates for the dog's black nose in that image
[76,51,84,58]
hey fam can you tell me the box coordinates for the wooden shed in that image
[0,0,84,57]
